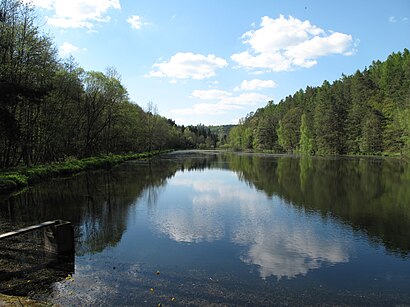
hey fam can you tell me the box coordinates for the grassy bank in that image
[0,151,164,194]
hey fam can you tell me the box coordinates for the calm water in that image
[0,151,409,306]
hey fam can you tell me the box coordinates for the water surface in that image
[0,151,409,305]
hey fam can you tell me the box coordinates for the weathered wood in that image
[0,221,57,240]
[0,220,75,255]
[44,221,75,254]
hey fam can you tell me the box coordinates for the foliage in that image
[277,108,301,152]
[299,114,314,154]
[2,0,408,164]
[228,49,410,157]
[0,0,220,170]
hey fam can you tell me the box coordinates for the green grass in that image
[0,151,165,193]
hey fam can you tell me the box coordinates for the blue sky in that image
[27,0,409,126]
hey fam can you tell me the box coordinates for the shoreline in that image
[1,149,406,194]
[0,151,166,194]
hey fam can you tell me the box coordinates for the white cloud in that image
[235,79,277,91]
[26,0,121,29]
[171,91,270,116]
[191,89,231,100]
[223,92,270,106]
[242,15,324,53]
[59,42,84,57]
[171,102,242,116]
[286,32,354,61]
[389,16,409,23]
[127,15,143,29]
[232,15,355,72]
[148,52,228,80]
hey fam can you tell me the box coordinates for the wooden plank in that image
[0,221,58,240]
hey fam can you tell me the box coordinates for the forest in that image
[1,0,409,171]
[228,49,410,157]
[0,0,219,168]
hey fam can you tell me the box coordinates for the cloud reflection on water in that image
[151,171,350,280]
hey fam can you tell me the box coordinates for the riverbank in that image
[0,151,165,194]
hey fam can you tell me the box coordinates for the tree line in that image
[2,0,408,168]
[0,0,219,168]
[228,49,410,157]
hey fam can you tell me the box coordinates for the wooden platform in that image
[0,221,58,240]
[0,220,74,255]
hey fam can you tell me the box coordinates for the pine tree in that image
[277,108,301,153]
[314,81,338,154]
[360,111,384,154]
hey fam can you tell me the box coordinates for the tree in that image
[253,102,278,150]
[228,125,244,150]
[277,108,301,153]
[299,113,314,155]
[144,101,159,152]
[110,101,145,153]
[0,0,58,166]
[360,111,384,154]
[314,81,338,154]
[37,58,86,161]
[397,107,410,156]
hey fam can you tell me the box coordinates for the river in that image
[0,151,409,305]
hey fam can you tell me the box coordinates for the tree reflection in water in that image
[0,152,409,303]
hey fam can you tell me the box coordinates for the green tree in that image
[39,58,85,161]
[228,125,244,150]
[253,102,278,150]
[397,107,410,156]
[360,111,384,154]
[0,0,58,166]
[277,108,301,152]
[299,113,314,154]
[314,81,339,154]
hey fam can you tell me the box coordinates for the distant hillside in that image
[228,49,410,157]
